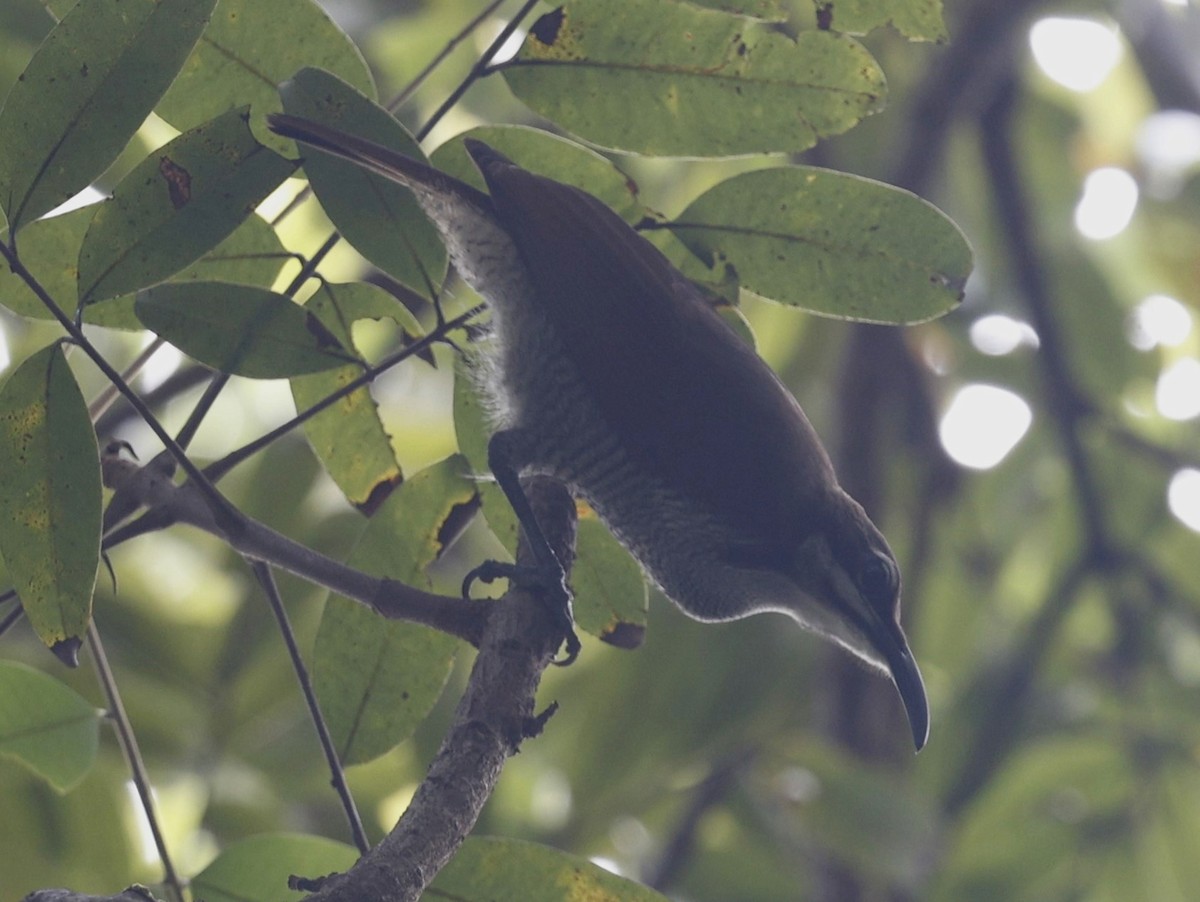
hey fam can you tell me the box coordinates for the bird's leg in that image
[462,429,580,664]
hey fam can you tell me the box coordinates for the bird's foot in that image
[462,560,580,665]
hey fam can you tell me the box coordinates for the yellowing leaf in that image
[0,344,100,647]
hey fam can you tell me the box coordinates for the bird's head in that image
[776,488,929,750]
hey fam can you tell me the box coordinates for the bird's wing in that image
[469,142,836,545]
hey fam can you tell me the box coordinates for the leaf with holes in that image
[502,0,885,156]
[77,107,296,305]
[807,0,948,42]
[572,518,648,649]
[291,281,420,513]
[0,0,217,231]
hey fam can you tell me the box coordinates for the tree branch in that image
[938,69,1123,818]
[297,476,578,901]
[101,457,491,647]
[646,747,757,892]
[22,890,162,902]
[980,75,1111,556]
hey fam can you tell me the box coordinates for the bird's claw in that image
[462,559,580,665]
[460,559,515,598]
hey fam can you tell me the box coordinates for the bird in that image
[267,114,930,750]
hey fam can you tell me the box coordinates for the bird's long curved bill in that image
[267,113,491,211]
[879,619,930,751]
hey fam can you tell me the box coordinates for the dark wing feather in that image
[467,142,836,545]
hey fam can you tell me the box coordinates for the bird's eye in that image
[857,555,897,607]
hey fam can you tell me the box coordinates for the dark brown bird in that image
[268,114,930,750]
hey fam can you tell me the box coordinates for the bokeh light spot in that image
[939,384,1033,470]
[970,315,1040,356]
[1029,17,1123,92]
[1156,358,1200,420]
[1074,167,1138,240]
[1168,469,1200,532]
[1128,294,1193,350]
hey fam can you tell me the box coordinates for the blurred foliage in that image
[0,0,1198,901]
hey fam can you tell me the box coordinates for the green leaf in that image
[786,742,937,882]
[670,166,973,323]
[0,0,217,231]
[688,0,947,39]
[430,836,670,901]
[452,356,492,476]
[38,0,77,21]
[0,206,96,320]
[0,661,100,793]
[0,208,289,330]
[572,518,648,647]
[77,107,296,305]
[191,833,358,902]
[155,0,374,153]
[452,357,519,555]
[502,0,885,156]
[135,281,357,378]
[293,362,401,512]
[809,0,949,42]
[291,282,413,513]
[279,67,446,292]
[179,212,290,288]
[431,125,644,226]
[686,0,788,21]
[1154,763,1200,900]
[314,455,475,766]
[943,736,1133,893]
[0,343,100,647]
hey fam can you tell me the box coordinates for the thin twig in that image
[388,0,511,111]
[94,363,213,440]
[204,303,483,482]
[269,0,508,230]
[0,597,22,638]
[87,337,165,423]
[647,748,757,891]
[294,232,343,289]
[418,0,542,141]
[173,372,228,451]
[980,75,1111,555]
[87,620,185,902]
[940,71,1120,817]
[249,561,370,854]
[943,556,1091,814]
[0,240,240,531]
